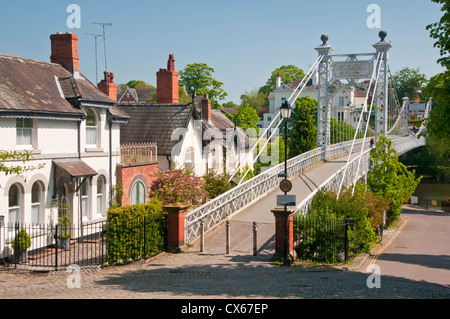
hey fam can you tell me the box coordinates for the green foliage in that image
[126,80,155,89]
[233,104,261,130]
[426,0,450,69]
[0,150,45,178]
[179,63,228,108]
[240,88,266,114]
[111,182,124,208]
[391,67,428,100]
[13,228,31,250]
[106,198,165,265]
[329,118,364,144]
[57,214,71,239]
[259,65,305,99]
[235,163,255,182]
[149,168,208,205]
[288,96,317,157]
[202,169,233,199]
[367,136,422,223]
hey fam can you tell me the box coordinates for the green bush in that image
[13,229,31,250]
[203,169,233,199]
[106,198,166,265]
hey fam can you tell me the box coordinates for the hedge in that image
[105,198,166,265]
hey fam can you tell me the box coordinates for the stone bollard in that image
[163,203,191,253]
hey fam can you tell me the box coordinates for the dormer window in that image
[86,109,98,146]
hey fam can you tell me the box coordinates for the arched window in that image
[31,182,43,225]
[8,184,22,225]
[86,109,98,146]
[130,180,146,205]
[96,176,105,217]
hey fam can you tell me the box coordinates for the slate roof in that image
[119,103,194,155]
[119,103,253,156]
[0,53,128,122]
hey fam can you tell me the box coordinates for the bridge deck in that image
[187,151,364,257]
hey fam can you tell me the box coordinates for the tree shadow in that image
[377,253,450,271]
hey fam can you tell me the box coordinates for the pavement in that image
[0,156,449,301]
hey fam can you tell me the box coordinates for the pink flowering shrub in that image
[149,168,208,205]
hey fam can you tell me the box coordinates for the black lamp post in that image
[280,101,293,265]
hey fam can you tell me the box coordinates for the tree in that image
[287,96,317,158]
[240,88,266,114]
[126,80,155,89]
[233,104,260,130]
[367,136,421,223]
[179,63,228,108]
[259,65,305,99]
[426,0,450,69]
[392,67,428,100]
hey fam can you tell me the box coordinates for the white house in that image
[0,32,129,234]
[259,72,366,129]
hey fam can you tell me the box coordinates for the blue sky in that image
[0,0,445,103]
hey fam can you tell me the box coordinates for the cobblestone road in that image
[0,215,449,300]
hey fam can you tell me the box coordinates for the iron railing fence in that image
[120,142,158,166]
[0,216,167,271]
[294,215,355,264]
[0,221,106,270]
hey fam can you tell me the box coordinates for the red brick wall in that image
[50,32,79,73]
[98,72,118,102]
[117,163,159,206]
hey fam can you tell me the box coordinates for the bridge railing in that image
[292,135,426,217]
[184,138,370,244]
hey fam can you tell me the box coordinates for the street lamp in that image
[280,100,293,265]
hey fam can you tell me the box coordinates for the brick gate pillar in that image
[164,203,190,252]
[271,207,295,262]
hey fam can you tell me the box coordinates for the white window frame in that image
[16,118,33,146]
[86,109,98,147]
[31,181,43,225]
[96,176,105,217]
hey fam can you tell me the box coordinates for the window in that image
[96,176,105,217]
[16,118,33,146]
[184,147,195,171]
[8,184,22,226]
[130,180,146,205]
[338,112,344,122]
[339,96,345,107]
[81,181,89,220]
[86,109,97,146]
[31,182,43,225]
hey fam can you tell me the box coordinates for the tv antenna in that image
[92,22,113,73]
[85,33,102,84]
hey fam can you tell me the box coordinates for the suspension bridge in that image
[183,31,430,250]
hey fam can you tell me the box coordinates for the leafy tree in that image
[392,67,428,100]
[259,65,305,99]
[426,0,450,69]
[288,96,317,157]
[240,88,267,114]
[233,104,260,130]
[179,63,228,108]
[367,136,422,223]
[126,80,155,89]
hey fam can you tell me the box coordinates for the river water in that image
[411,178,450,210]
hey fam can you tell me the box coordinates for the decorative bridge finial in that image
[321,34,329,45]
[378,30,387,42]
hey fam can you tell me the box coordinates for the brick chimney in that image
[156,54,179,104]
[98,71,117,102]
[50,32,79,74]
[201,93,211,122]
